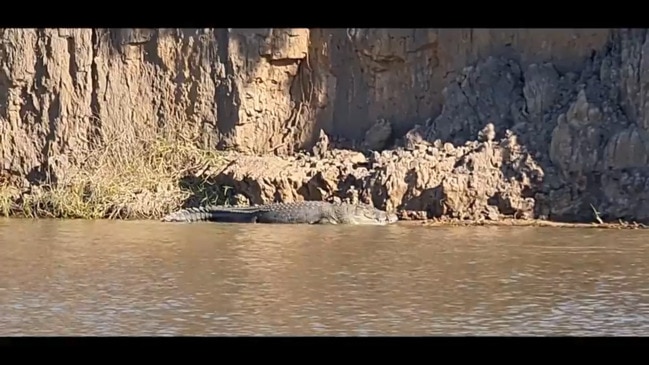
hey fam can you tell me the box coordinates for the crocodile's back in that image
[161,200,397,225]
[161,201,335,224]
[253,201,336,224]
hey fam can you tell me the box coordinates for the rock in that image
[311,129,330,159]
[211,128,542,222]
[402,124,430,150]
[363,118,393,151]
[549,89,604,176]
[478,123,496,143]
[603,126,649,169]
[232,193,250,206]
[522,63,561,120]
[424,57,528,146]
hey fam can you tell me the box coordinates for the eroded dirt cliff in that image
[2,28,649,223]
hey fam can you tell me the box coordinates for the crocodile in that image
[160,201,399,225]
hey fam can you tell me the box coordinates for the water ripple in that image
[1,220,649,335]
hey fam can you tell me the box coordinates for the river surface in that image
[1,218,649,336]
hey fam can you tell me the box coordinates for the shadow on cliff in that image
[205,29,413,154]
[394,41,646,225]
[178,173,269,208]
[177,175,238,208]
[383,54,584,222]
[216,29,403,155]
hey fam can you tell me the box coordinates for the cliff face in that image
[2,28,649,223]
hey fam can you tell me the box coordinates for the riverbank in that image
[2,213,646,231]
[0,119,545,223]
[1,130,647,230]
[3,30,649,226]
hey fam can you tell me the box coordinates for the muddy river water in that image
[1,218,648,336]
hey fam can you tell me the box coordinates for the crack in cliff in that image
[30,29,56,185]
[0,62,8,121]
[280,56,315,152]
[209,37,220,149]
[65,36,78,86]
[214,29,242,149]
[639,29,648,128]
[457,78,481,125]
[141,30,172,133]
[89,29,103,147]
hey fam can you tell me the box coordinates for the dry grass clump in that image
[0,128,233,220]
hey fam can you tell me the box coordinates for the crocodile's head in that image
[336,203,399,225]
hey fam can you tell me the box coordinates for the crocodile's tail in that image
[161,206,257,223]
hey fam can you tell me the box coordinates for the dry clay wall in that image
[2,28,649,223]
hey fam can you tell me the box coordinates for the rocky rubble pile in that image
[209,124,544,222]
